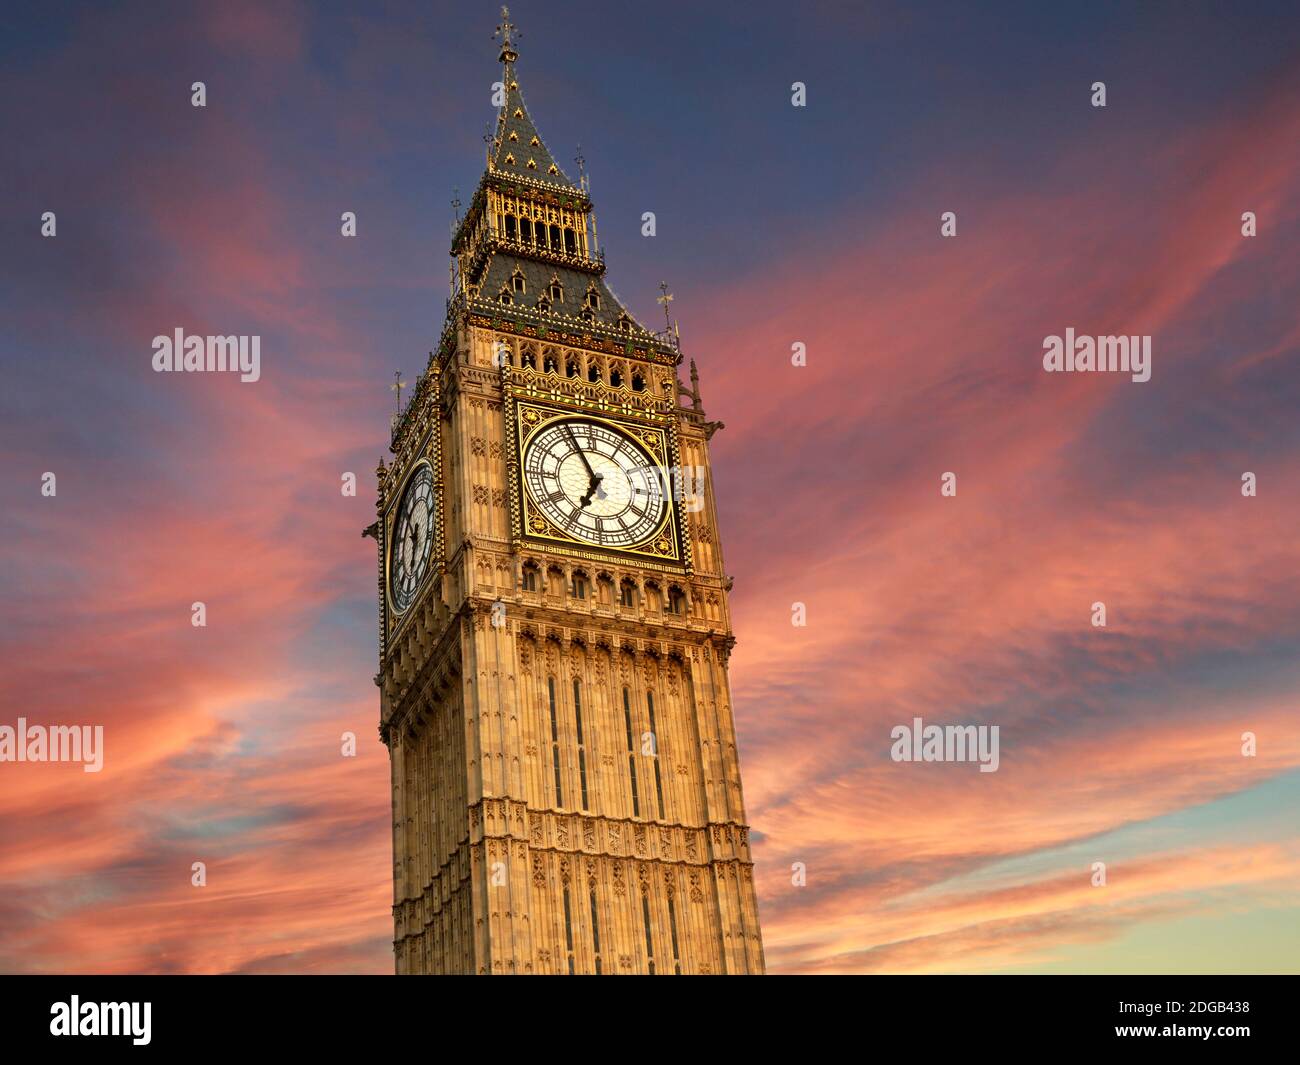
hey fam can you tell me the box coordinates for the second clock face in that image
[390,463,435,613]
[523,418,667,549]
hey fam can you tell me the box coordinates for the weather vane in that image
[657,282,675,333]
[391,370,407,413]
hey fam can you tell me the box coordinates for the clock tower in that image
[374,9,764,975]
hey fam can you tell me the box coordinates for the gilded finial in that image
[493,6,519,62]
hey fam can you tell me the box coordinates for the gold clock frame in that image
[383,419,445,649]
[506,393,689,571]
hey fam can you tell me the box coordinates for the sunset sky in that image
[2,0,1299,974]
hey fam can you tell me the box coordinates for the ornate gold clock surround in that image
[504,378,691,573]
[379,367,445,652]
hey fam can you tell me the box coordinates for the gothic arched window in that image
[667,895,682,975]
[647,690,665,818]
[562,886,575,974]
[623,686,641,817]
[642,893,656,975]
[547,676,563,809]
[573,678,589,811]
[590,890,603,974]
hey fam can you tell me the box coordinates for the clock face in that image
[523,418,668,549]
[389,463,435,613]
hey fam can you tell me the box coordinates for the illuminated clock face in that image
[523,419,667,548]
[390,464,435,613]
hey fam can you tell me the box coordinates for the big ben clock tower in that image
[373,9,765,975]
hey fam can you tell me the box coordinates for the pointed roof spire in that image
[488,7,578,188]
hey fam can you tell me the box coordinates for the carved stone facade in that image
[374,14,763,975]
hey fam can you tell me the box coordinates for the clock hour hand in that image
[578,472,604,508]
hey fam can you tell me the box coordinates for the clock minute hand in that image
[563,422,604,508]
[563,424,597,480]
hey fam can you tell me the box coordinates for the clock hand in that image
[563,424,597,480]
[562,422,605,508]
[578,472,603,508]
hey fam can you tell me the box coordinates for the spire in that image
[489,7,577,188]
[448,12,666,354]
